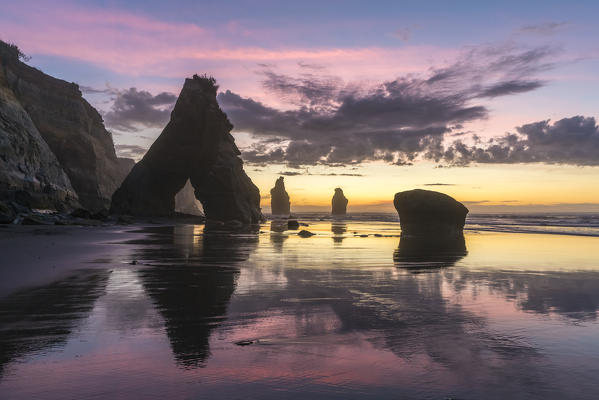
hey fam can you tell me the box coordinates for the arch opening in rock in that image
[175,180,204,216]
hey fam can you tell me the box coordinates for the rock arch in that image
[111,76,263,224]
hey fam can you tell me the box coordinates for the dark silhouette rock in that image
[0,201,15,223]
[270,177,290,215]
[70,208,93,219]
[331,188,348,215]
[0,41,129,210]
[111,75,262,224]
[394,189,468,237]
[287,220,300,230]
[298,230,315,237]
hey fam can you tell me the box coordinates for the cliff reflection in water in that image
[132,225,258,368]
[394,234,467,270]
[0,271,109,376]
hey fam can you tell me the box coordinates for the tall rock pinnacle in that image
[331,188,348,215]
[270,177,291,215]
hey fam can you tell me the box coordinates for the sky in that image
[1,0,599,212]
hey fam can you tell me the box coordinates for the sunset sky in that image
[2,0,598,212]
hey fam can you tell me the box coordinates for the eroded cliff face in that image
[270,177,290,215]
[0,46,78,210]
[1,41,128,210]
[111,75,262,223]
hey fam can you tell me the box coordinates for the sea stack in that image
[270,177,290,215]
[331,188,348,215]
[393,189,468,237]
[111,75,263,224]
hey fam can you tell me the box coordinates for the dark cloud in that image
[432,116,599,166]
[519,22,568,35]
[104,88,177,132]
[277,171,364,177]
[278,171,303,176]
[477,80,544,98]
[219,44,554,167]
[297,61,326,70]
[322,172,363,176]
[423,183,456,186]
[115,144,147,159]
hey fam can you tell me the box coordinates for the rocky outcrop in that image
[270,177,290,215]
[393,189,468,237]
[111,75,262,224]
[0,47,78,210]
[1,40,128,210]
[331,188,348,215]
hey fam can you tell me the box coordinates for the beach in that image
[1,215,599,399]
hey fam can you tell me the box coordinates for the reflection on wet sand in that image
[331,221,347,244]
[133,225,258,368]
[3,222,599,399]
[0,271,109,376]
[269,220,288,252]
[394,234,467,270]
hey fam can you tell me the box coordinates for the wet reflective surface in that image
[2,219,599,399]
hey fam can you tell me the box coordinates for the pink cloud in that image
[1,0,459,100]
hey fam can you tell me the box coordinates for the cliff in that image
[0,44,78,210]
[0,40,129,210]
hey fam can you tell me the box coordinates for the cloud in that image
[277,171,364,177]
[115,144,147,159]
[477,80,544,98]
[278,171,303,176]
[218,44,553,167]
[519,22,568,35]
[423,183,456,186]
[432,116,599,166]
[80,85,117,95]
[103,88,176,132]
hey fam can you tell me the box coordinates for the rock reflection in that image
[448,269,599,321]
[331,221,347,244]
[393,234,467,270]
[133,225,258,368]
[270,221,288,252]
[0,271,109,376]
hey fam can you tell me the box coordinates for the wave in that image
[273,212,599,237]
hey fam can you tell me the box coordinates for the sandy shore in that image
[0,224,145,296]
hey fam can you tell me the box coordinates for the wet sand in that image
[2,220,599,399]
